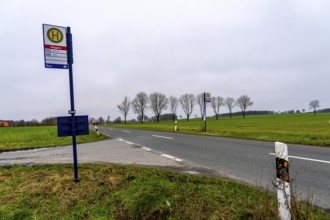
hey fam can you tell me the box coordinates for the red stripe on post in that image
[44,44,67,50]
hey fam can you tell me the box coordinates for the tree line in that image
[0,117,58,127]
[0,98,321,127]
[117,92,254,124]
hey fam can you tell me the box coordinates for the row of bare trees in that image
[117,92,254,124]
[118,92,172,124]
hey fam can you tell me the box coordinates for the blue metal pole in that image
[204,93,207,132]
[66,27,79,182]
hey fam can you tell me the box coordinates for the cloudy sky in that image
[1,0,329,121]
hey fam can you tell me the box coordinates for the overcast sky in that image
[1,0,329,121]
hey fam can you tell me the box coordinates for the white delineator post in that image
[95,125,100,136]
[174,121,177,132]
[275,142,291,220]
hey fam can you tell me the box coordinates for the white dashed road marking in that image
[152,135,173,140]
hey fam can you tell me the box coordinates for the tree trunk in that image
[216,114,219,120]
[157,115,160,123]
[242,111,245,119]
[124,116,127,125]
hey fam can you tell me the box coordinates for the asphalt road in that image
[98,126,330,209]
[0,139,181,167]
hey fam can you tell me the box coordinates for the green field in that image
[0,126,107,152]
[0,120,329,219]
[108,113,330,146]
[0,164,328,219]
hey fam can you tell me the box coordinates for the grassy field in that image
[0,164,328,219]
[108,113,330,146]
[0,126,107,152]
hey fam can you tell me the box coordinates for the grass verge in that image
[0,126,108,152]
[0,164,329,219]
[108,113,330,146]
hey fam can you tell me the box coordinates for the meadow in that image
[109,113,330,146]
[0,126,107,152]
[0,164,328,219]
[1,116,329,219]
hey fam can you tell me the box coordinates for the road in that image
[98,126,330,209]
[0,139,181,167]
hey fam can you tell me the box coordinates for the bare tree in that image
[106,115,111,124]
[117,96,130,124]
[225,97,236,119]
[196,93,204,120]
[237,95,253,119]
[211,96,224,120]
[309,100,320,116]
[132,92,149,123]
[179,94,195,121]
[98,117,105,124]
[169,95,179,122]
[149,92,168,123]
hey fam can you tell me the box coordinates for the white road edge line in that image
[142,147,152,151]
[117,138,125,142]
[161,154,182,162]
[102,133,112,137]
[269,153,330,164]
[152,135,174,140]
[126,141,134,145]
[122,130,131,133]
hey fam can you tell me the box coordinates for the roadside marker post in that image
[275,142,291,220]
[174,121,177,132]
[203,92,211,132]
[95,125,100,136]
[43,24,88,182]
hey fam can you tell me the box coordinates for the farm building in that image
[0,120,15,127]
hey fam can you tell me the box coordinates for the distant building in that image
[0,120,15,127]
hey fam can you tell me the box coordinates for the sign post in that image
[275,142,291,220]
[43,24,88,182]
[66,27,79,182]
[203,92,211,132]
